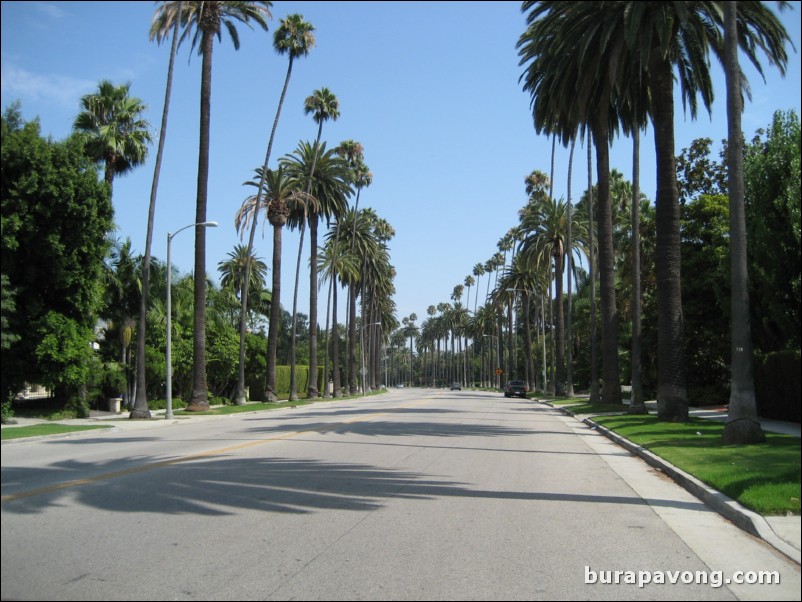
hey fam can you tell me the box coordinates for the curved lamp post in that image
[166,221,218,419]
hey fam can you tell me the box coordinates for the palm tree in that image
[402,314,419,387]
[359,214,396,390]
[334,140,374,394]
[280,142,352,397]
[472,263,485,315]
[497,254,543,389]
[151,0,272,411]
[335,207,386,393]
[320,229,359,398]
[519,195,590,397]
[721,2,789,443]
[74,80,151,196]
[234,12,313,405]
[130,3,183,419]
[586,140,599,403]
[518,1,623,406]
[627,123,648,414]
[521,1,791,419]
[236,166,310,401]
[218,244,268,301]
[287,88,341,401]
[565,135,576,397]
[102,237,143,404]
[621,1,789,421]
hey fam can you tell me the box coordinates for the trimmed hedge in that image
[247,366,326,401]
[755,350,801,423]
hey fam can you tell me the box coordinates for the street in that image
[2,389,799,600]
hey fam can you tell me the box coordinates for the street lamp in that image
[166,221,218,419]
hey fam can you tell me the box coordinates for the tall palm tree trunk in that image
[236,54,296,405]
[523,293,535,392]
[289,222,307,400]
[547,262,555,395]
[188,28,215,411]
[722,1,764,444]
[349,285,358,392]
[322,276,333,398]
[132,1,181,418]
[265,223,283,402]
[332,279,341,397]
[592,111,622,407]
[588,138,600,403]
[629,126,647,414]
[566,136,575,397]
[507,300,514,379]
[290,131,324,401]
[651,57,688,422]
[554,249,565,396]
[308,217,321,397]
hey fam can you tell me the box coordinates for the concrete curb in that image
[546,402,801,566]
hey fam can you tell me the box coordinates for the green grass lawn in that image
[549,400,632,415]
[1,423,113,440]
[593,414,801,516]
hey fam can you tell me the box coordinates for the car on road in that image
[503,379,528,398]
[450,382,461,391]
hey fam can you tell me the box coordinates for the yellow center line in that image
[1,396,433,503]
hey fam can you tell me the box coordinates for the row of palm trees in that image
[75,3,400,415]
[516,0,789,440]
[407,2,791,447]
[72,3,791,448]
[412,167,589,395]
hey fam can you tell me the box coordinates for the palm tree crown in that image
[74,80,151,191]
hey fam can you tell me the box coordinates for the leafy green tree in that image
[34,313,96,416]
[681,194,731,406]
[676,138,727,205]
[1,107,112,406]
[1,275,19,352]
[745,110,801,354]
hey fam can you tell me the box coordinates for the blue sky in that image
[2,1,800,328]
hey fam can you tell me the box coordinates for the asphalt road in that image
[2,389,799,600]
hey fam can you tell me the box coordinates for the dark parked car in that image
[450,382,462,391]
[504,379,528,398]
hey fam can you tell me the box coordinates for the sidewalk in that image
[546,399,801,566]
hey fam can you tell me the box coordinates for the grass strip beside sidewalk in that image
[591,414,801,516]
[2,424,113,441]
